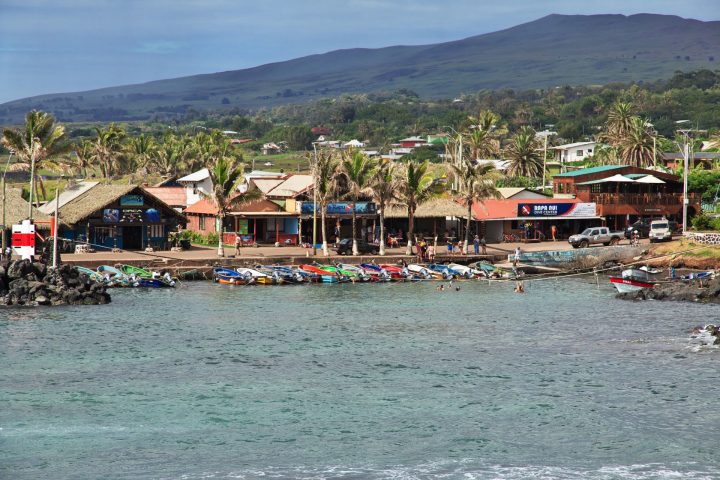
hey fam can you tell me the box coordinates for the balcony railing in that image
[589,192,700,205]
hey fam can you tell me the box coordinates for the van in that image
[649,219,673,243]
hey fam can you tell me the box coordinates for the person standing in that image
[334,221,341,246]
[480,236,487,255]
[473,235,480,255]
[551,224,557,242]
[514,246,521,266]
[234,234,242,256]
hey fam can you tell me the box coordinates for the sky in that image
[0,0,718,103]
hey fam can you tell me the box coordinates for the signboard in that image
[103,208,120,223]
[237,219,249,235]
[11,220,36,258]
[104,208,161,223]
[120,194,144,206]
[144,208,160,223]
[517,202,596,218]
[120,209,144,223]
[300,202,377,215]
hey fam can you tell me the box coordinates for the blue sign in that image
[120,194,144,206]
[517,203,596,218]
[301,202,377,215]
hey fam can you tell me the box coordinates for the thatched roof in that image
[58,184,137,225]
[0,188,51,227]
[384,198,467,219]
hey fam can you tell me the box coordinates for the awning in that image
[634,174,666,184]
[576,174,637,185]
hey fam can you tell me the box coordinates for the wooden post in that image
[275,218,279,244]
[253,218,257,244]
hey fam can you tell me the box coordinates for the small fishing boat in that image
[447,263,484,279]
[266,266,310,284]
[120,264,175,287]
[97,265,131,287]
[299,264,348,283]
[360,262,402,280]
[339,263,381,282]
[213,267,254,285]
[609,268,657,293]
[120,264,153,278]
[76,266,104,282]
[236,267,283,285]
[137,278,175,288]
[407,264,434,280]
[426,263,456,279]
[319,264,369,282]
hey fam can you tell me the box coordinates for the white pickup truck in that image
[568,227,624,248]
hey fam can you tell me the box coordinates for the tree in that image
[449,159,500,253]
[465,128,499,160]
[504,126,543,178]
[602,101,636,146]
[311,148,340,256]
[205,157,256,257]
[127,134,156,171]
[90,124,126,180]
[151,138,186,179]
[367,160,398,255]
[397,160,435,255]
[617,117,656,167]
[339,149,377,255]
[1,110,68,211]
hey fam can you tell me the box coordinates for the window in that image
[95,227,114,244]
[576,150,584,156]
[591,184,601,193]
[148,225,163,238]
[199,215,205,230]
[267,218,285,233]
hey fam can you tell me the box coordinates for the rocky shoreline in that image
[616,276,720,304]
[0,260,111,306]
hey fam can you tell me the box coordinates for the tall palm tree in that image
[127,134,156,172]
[91,124,126,180]
[465,128,499,161]
[367,160,398,255]
[397,160,435,255]
[72,140,94,178]
[151,136,186,179]
[340,149,378,255]
[205,157,256,257]
[504,126,543,178]
[311,148,340,256]
[603,101,636,146]
[618,117,656,168]
[1,110,68,213]
[449,159,500,253]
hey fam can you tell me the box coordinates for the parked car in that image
[624,219,652,239]
[568,227,624,248]
[335,238,380,255]
[649,219,675,243]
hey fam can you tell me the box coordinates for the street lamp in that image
[537,127,557,189]
[311,142,319,256]
[676,120,692,233]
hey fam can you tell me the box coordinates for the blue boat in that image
[426,264,456,279]
[213,267,254,285]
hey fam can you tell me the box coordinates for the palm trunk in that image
[351,199,358,256]
[379,210,386,256]
[406,205,415,255]
[217,213,225,257]
[321,207,328,256]
[464,201,472,254]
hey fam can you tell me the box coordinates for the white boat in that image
[447,263,485,279]
[407,264,434,279]
[609,268,657,293]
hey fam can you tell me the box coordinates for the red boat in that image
[609,276,655,293]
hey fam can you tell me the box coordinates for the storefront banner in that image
[517,202,596,218]
[120,194,144,206]
[300,202,377,215]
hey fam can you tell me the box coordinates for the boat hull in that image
[609,277,655,293]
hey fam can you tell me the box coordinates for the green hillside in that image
[1,13,718,124]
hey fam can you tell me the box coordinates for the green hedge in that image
[691,213,720,231]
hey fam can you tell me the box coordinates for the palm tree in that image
[449,159,500,253]
[340,149,377,255]
[618,117,656,168]
[367,160,398,255]
[205,157,256,257]
[465,128,498,161]
[90,124,126,180]
[603,101,636,146]
[127,134,156,173]
[504,126,543,178]
[151,136,186,179]
[311,148,340,256]
[1,110,68,214]
[72,140,94,178]
[397,160,435,255]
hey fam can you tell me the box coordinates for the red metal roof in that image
[183,198,283,216]
[143,187,187,207]
[472,198,581,220]
[184,198,218,215]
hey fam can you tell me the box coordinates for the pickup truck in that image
[568,227,624,248]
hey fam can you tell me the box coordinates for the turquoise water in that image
[1,278,719,479]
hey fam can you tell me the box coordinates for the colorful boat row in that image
[77,265,176,288]
[212,262,509,285]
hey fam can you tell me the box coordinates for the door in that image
[122,226,143,250]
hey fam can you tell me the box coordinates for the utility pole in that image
[2,150,14,253]
[52,178,62,269]
[682,133,690,232]
[28,137,36,219]
[311,143,318,256]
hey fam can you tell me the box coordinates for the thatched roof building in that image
[0,188,51,228]
[57,185,138,225]
[384,198,467,219]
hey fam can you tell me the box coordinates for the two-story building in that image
[553,165,700,229]
[552,141,598,163]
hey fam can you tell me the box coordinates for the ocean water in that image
[1,277,719,480]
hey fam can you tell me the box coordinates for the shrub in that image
[691,213,720,231]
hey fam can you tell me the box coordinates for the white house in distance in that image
[177,168,213,207]
[552,141,597,163]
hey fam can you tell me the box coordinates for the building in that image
[552,141,598,163]
[384,198,468,243]
[399,136,427,148]
[177,168,212,207]
[660,152,720,170]
[496,188,548,200]
[552,165,700,229]
[51,185,186,250]
[0,188,52,248]
[142,187,187,212]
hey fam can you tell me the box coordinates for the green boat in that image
[120,264,153,278]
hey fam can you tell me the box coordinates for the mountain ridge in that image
[2,13,719,123]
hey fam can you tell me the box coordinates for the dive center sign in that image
[517,202,596,218]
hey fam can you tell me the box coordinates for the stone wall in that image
[684,231,720,246]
